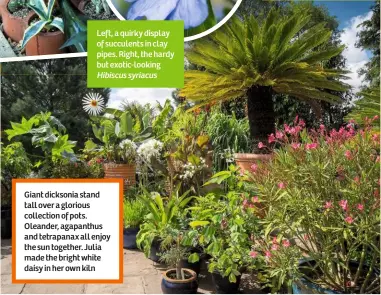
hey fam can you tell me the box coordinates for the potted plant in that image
[160,234,198,294]
[188,168,262,293]
[250,118,380,293]
[136,188,193,262]
[77,0,112,20]
[87,108,153,189]
[1,0,34,42]
[180,8,350,172]
[20,0,67,56]
[1,142,32,239]
[123,198,148,249]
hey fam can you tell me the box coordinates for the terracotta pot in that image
[234,153,272,174]
[104,163,136,189]
[1,0,34,42]
[25,28,66,56]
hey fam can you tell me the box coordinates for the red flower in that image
[265,250,272,258]
[252,196,259,203]
[354,176,360,184]
[271,244,279,251]
[282,240,291,248]
[345,216,354,224]
[291,142,301,150]
[356,204,364,211]
[258,142,265,149]
[272,236,278,244]
[268,133,276,143]
[344,150,352,160]
[339,199,348,211]
[305,143,318,150]
[250,164,258,172]
[278,182,286,189]
[275,131,284,139]
[249,251,258,258]
[324,201,333,210]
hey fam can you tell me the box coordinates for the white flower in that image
[119,139,137,161]
[82,93,105,116]
[137,139,163,163]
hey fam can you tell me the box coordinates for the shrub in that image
[249,117,380,293]
[123,199,149,229]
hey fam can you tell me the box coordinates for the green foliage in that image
[7,0,28,12]
[21,0,64,49]
[50,158,104,179]
[205,109,250,171]
[187,166,262,283]
[346,87,380,129]
[356,1,380,87]
[5,112,76,163]
[1,142,32,204]
[250,122,380,293]
[123,199,149,228]
[181,8,349,108]
[91,0,110,15]
[136,188,193,259]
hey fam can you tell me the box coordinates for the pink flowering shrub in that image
[249,117,380,293]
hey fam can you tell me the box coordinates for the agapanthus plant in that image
[249,117,380,293]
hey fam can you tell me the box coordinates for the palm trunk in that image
[246,86,276,153]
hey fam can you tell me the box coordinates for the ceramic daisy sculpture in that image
[82,93,105,116]
[125,0,209,29]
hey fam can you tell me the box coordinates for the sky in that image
[108,0,374,109]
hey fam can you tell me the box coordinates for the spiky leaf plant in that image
[180,8,350,151]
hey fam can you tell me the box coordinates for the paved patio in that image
[1,239,263,294]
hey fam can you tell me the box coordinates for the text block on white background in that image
[13,179,123,283]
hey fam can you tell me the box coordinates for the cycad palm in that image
[180,8,350,148]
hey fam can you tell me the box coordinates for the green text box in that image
[87,21,184,88]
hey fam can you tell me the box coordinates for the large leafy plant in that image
[249,118,380,293]
[5,112,76,164]
[21,0,64,49]
[123,199,149,228]
[180,7,349,149]
[136,188,193,258]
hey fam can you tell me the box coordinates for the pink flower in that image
[275,131,284,139]
[268,134,276,143]
[282,240,291,248]
[305,143,318,150]
[291,143,301,150]
[250,164,258,172]
[345,216,354,224]
[298,119,306,127]
[265,250,272,258]
[344,150,352,160]
[272,236,278,244]
[243,199,249,207]
[376,156,380,163]
[356,204,364,211]
[372,134,379,142]
[354,176,360,184]
[249,251,258,258]
[373,115,379,121]
[258,142,265,149]
[339,200,348,211]
[252,196,259,203]
[324,201,333,210]
[278,182,286,189]
[319,124,325,130]
[271,244,279,251]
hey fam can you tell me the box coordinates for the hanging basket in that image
[104,163,136,189]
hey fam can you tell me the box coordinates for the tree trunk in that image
[246,86,276,153]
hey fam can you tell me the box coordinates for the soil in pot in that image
[161,268,198,294]
[1,205,12,239]
[1,1,33,42]
[123,227,139,249]
[78,1,116,20]
[212,271,242,294]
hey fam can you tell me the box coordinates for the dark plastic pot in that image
[161,268,198,294]
[1,205,12,239]
[149,238,161,262]
[123,227,139,249]
[179,258,201,276]
[212,271,241,294]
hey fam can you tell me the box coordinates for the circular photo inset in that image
[107,0,242,41]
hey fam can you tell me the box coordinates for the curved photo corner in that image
[106,0,242,41]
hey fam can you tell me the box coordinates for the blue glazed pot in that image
[161,268,198,294]
[123,227,139,249]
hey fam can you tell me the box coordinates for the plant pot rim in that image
[4,2,33,20]
[104,162,135,166]
[234,153,273,161]
[162,268,197,284]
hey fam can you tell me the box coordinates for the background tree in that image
[1,58,111,150]
[356,0,380,87]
